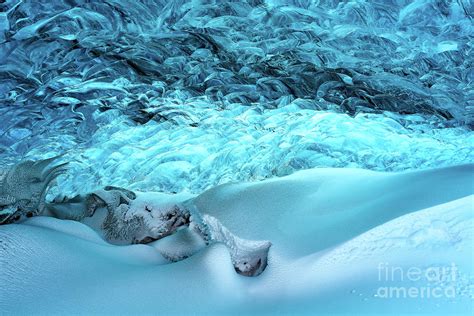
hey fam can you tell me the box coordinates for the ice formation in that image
[0,0,472,197]
[0,155,67,224]
[0,0,473,314]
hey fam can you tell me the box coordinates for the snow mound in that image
[1,166,472,315]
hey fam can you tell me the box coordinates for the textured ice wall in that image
[0,0,473,194]
[44,102,473,196]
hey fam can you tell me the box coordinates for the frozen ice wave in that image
[42,103,474,197]
[1,0,473,201]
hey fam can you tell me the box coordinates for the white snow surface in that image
[1,165,473,315]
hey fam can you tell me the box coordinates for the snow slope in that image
[1,165,472,315]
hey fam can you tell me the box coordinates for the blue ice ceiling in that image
[0,0,473,194]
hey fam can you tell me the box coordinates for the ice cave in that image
[0,0,473,315]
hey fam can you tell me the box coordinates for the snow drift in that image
[1,165,472,315]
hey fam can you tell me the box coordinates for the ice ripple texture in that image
[0,0,473,194]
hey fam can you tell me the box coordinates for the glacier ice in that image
[0,155,67,224]
[0,0,473,195]
[1,0,474,314]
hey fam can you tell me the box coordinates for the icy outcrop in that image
[28,176,271,277]
[0,156,271,276]
[0,155,67,224]
[191,213,271,277]
[49,188,271,276]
